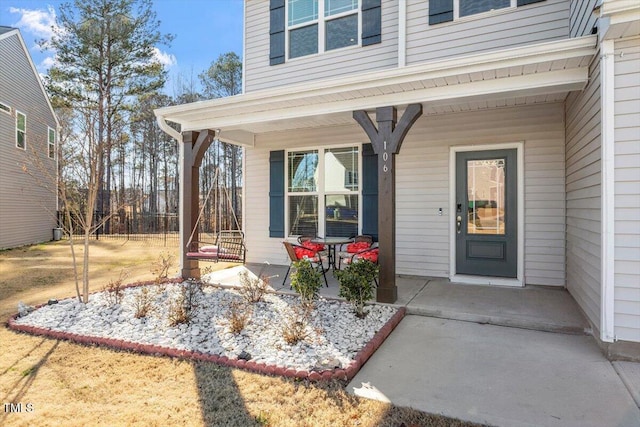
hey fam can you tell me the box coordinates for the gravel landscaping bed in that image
[9,281,403,380]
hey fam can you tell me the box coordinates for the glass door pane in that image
[467,158,505,235]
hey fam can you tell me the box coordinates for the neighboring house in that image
[155,0,640,358]
[0,27,59,249]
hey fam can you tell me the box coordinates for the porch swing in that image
[185,168,246,263]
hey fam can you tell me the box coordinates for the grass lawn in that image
[0,239,479,427]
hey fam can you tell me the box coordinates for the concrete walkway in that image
[215,265,640,426]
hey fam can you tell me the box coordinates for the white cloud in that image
[9,6,57,40]
[152,47,177,67]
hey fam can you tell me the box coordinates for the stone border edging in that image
[6,281,406,382]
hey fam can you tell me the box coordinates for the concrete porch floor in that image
[241,262,590,335]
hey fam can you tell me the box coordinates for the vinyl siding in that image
[569,0,598,38]
[245,103,566,286]
[564,48,601,336]
[244,0,398,92]
[614,38,640,342]
[0,32,57,249]
[406,0,570,66]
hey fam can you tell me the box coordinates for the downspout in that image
[398,0,406,67]
[600,39,615,343]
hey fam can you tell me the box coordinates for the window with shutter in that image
[429,0,545,25]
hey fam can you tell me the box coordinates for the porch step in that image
[402,279,592,336]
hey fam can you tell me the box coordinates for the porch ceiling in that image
[155,36,597,146]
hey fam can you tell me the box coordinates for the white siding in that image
[565,48,602,336]
[0,32,58,249]
[245,103,566,287]
[244,0,398,93]
[569,0,598,38]
[614,38,640,342]
[406,0,570,66]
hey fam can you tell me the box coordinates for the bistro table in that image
[310,237,353,270]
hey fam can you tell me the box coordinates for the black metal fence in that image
[61,210,242,247]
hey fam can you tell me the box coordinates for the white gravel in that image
[13,281,397,371]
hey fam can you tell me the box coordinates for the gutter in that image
[156,115,182,142]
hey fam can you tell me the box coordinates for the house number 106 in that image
[383,140,389,173]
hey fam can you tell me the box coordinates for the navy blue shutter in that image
[361,143,378,241]
[270,0,285,65]
[429,0,453,25]
[517,0,545,5]
[269,150,285,237]
[361,0,382,46]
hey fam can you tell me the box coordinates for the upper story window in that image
[429,0,545,25]
[48,127,56,159]
[287,0,359,59]
[16,111,26,150]
[0,102,11,114]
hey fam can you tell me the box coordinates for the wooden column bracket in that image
[353,104,423,303]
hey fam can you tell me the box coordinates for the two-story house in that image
[0,27,59,249]
[155,0,640,359]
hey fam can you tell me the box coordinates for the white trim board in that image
[449,142,525,287]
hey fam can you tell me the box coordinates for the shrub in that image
[282,303,312,345]
[238,270,269,303]
[335,260,379,318]
[151,251,175,283]
[133,286,155,319]
[225,300,251,334]
[290,259,322,307]
[103,270,129,306]
[168,281,202,326]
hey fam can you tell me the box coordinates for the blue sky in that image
[0,0,244,93]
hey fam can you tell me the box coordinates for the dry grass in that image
[0,239,480,427]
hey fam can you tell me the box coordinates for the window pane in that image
[460,0,510,17]
[325,14,358,51]
[289,24,318,58]
[49,128,55,143]
[326,194,358,237]
[49,143,55,159]
[17,113,25,131]
[325,146,358,191]
[467,158,505,235]
[289,195,318,236]
[325,0,357,16]
[17,131,25,149]
[288,150,318,192]
[288,0,318,26]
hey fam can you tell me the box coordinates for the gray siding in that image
[0,32,58,249]
[614,38,640,342]
[244,0,398,92]
[564,48,602,336]
[245,103,566,286]
[406,0,570,65]
[570,0,598,38]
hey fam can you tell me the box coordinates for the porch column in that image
[353,104,422,303]
[180,130,216,279]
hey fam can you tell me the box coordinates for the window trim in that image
[454,0,517,21]
[285,143,363,238]
[48,126,56,160]
[285,0,361,61]
[0,101,11,115]
[16,110,26,150]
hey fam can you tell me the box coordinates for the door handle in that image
[456,216,462,234]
